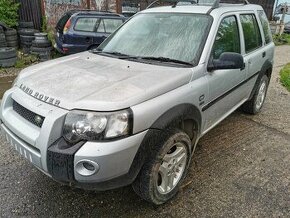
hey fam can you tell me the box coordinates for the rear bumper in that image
[54,40,88,55]
[0,87,148,190]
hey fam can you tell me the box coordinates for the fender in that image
[249,59,273,100]
[122,104,202,182]
[151,103,202,136]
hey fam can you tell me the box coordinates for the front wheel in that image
[242,74,269,115]
[132,130,192,205]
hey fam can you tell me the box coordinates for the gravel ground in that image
[0,46,290,217]
[0,67,22,78]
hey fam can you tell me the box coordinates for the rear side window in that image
[103,19,123,33]
[258,10,272,44]
[240,14,262,53]
[74,17,100,32]
[212,16,240,59]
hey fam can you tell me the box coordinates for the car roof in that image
[69,10,124,18]
[143,3,263,16]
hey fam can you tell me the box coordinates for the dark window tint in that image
[74,17,100,32]
[258,10,272,44]
[103,19,123,33]
[212,16,240,59]
[240,14,262,53]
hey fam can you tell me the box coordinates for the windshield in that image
[98,13,211,65]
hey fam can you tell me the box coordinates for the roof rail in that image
[146,0,250,9]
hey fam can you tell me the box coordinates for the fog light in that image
[75,160,99,177]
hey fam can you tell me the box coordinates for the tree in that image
[0,0,20,27]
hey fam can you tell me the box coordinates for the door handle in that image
[262,51,266,58]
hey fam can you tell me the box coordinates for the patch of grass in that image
[273,34,290,46]
[15,52,38,69]
[280,63,290,91]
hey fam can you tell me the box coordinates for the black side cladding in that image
[47,138,85,182]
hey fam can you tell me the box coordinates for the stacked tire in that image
[18,21,39,54]
[18,21,34,29]
[0,48,17,67]
[5,29,18,49]
[31,33,52,61]
[0,27,7,48]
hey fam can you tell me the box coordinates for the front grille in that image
[12,100,45,128]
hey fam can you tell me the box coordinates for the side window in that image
[258,10,272,44]
[212,16,240,59]
[240,14,262,53]
[74,17,99,32]
[102,19,123,33]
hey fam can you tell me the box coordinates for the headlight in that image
[63,109,133,143]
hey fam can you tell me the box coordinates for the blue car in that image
[55,10,125,55]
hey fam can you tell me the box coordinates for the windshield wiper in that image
[136,56,194,67]
[91,50,134,59]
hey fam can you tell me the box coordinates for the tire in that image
[20,41,32,46]
[242,74,269,115]
[7,40,18,47]
[18,29,39,36]
[32,40,51,48]
[30,46,52,53]
[0,33,5,40]
[20,35,35,42]
[6,35,17,41]
[19,21,34,29]
[132,130,192,205]
[5,29,17,36]
[34,33,48,38]
[22,46,30,54]
[0,57,17,67]
[0,47,17,59]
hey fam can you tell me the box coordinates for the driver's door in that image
[203,15,247,131]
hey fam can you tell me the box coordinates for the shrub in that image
[280,63,290,92]
[273,34,290,46]
[0,0,20,27]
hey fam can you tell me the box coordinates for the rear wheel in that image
[132,130,192,205]
[242,74,269,114]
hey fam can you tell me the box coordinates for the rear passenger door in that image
[239,13,264,83]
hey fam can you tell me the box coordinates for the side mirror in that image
[208,52,245,72]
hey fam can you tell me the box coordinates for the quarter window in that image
[240,14,262,53]
[212,16,240,59]
[258,11,272,44]
[103,19,123,33]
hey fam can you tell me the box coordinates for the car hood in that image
[16,52,193,111]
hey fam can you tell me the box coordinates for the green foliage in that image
[280,63,290,92]
[42,16,48,32]
[0,0,20,27]
[15,53,38,69]
[273,34,290,46]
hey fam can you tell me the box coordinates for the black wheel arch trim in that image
[248,59,273,100]
[150,103,202,136]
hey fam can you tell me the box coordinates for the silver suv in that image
[0,1,274,205]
